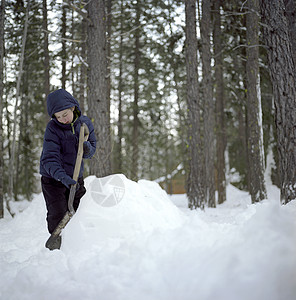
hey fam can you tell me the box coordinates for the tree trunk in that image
[42,0,50,123]
[116,0,124,173]
[61,3,66,89]
[0,0,5,218]
[106,0,112,119]
[71,8,75,94]
[246,0,267,203]
[201,0,215,207]
[131,0,140,181]
[79,18,87,113]
[87,0,112,177]
[283,0,296,65]
[8,0,30,209]
[185,0,205,209]
[213,0,226,205]
[168,0,187,177]
[260,0,296,204]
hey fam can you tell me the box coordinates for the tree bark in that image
[246,0,267,203]
[8,0,30,208]
[131,0,140,181]
[185,0,205,209]
[260,0,296,204]
[87,0,112,177]
[61,3,66,89]
[213,0,226,204]
[201,0,215,207]
[106,0,112,119]
[0,0,5,218]
[168,0,187,178]
[42,0,50,123]
[79,18,87,113]
[116,0,124,173]
[283,0,296,65]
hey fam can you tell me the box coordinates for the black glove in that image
[83,141,91,156]
[61,176,76,189]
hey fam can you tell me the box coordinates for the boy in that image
[40,89,96,235]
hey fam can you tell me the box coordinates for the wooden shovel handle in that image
[72,123,89,182]
[68,123,90,214]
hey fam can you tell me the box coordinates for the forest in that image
[1,0,296,217]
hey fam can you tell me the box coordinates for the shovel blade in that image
[45,211,73,250]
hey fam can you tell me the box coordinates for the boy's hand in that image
[83,141,91,156]
[61,176,76,189]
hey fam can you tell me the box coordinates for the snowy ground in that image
[0,174,295,300]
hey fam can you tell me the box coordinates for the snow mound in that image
[1,178,296,300]
[62,174,184,253]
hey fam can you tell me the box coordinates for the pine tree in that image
[283,0,296,64]
[222,0,249,191]
[131,0,141,181]
[260,0,296,204]
[213,0,226,204]
[185,0,205,209]
[17,0,48,200]
[201,0,215,207]
[86,0,112,177]
[42,0,50,123]
[8,0,30,207]
[0,0,5,218]
[245,0,267,203]
[61,2,67,88]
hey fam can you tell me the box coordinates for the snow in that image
[1,174,296,300]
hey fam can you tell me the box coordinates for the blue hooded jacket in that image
[40,89,96,181]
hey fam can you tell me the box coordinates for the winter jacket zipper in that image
[70,116,78,134]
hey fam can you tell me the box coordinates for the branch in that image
[64,0,91,23]
[41,29,86,44]
[232,44,268,51]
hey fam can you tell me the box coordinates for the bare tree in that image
[8,0,30,210]
[201,0,215,207]
[131,0,141,181]
[43,0,50,123]
[106,0,112,118]
[0,0,5,218]
[61,2,67,89]
[116,0,124,173]
[260,0,296,204]
[86,0,112,177]
[185,0,205,209]
[246,0,267,203]
[213,0,226,204]
[78,18,87,113]
[283,0,296,64]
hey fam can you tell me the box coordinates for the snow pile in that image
[62,174,184,253]
[0,174,296,300]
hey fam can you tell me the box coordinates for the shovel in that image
[45,123,90,250]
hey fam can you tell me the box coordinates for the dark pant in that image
[41,176,86,233]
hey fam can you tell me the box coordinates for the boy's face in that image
[55,107,74,124]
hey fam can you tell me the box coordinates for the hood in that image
[47,89,81,117]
